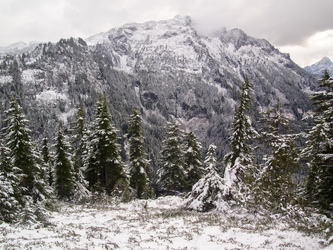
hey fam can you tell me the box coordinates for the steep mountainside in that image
[304,57,333,76]
[0,16,315,167]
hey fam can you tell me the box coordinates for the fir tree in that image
[157,122,185,194]
[0,141,19,222]
[128,109,154,199]
[70,104,90,202]
[54,125,73,200]
[2,96,50,223]
[184,143,230,212]
[302,70,333,211]
[223,77,257,195]
[85,94,126,194]
[204,144,217,172]
[41,136,53,187]
[183,131,204,190]
[258,103,299,211]
[3,96,49,202]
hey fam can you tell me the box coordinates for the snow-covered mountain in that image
[0,15,315,163]
[0,41,39,55]
[304,57,333,76]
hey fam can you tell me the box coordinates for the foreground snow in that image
[0,196,331,249]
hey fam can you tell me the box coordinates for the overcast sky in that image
[0,0,332,67]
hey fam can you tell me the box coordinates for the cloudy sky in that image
[0,0,332,67]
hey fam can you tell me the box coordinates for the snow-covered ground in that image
[0,196,332,249]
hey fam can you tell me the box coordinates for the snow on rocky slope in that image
[304,57,333,76]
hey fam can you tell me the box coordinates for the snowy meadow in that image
[0,196,332,249]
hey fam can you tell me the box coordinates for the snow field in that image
[0,196,331,249]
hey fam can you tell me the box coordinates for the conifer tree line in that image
[0,70,332,223]
[221,71,333,215]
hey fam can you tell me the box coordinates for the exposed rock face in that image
[0,16,315,166]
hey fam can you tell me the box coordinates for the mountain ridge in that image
[304,56,333,76]
[0,15,316,165]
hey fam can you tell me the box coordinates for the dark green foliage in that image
[3,96,36,196]
[41,136,53,187]
[2,96,51,223]
[257,103,300,211]
[70,104,90,202]
[204,144,218,172]
[157,122,186,193]
[224,77,256,169]
[183,131,204,189]
[54,125,73,200]
[3,96,49,203]
[128,109,154,199]
[0,141,19,222]
[223,77,257,194]
[85,94,126,194]
[302,70,333,212]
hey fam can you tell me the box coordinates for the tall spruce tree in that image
[2,96,50,223]
[70,104,90,202]
[183,131,204,190]
[85,94,126,194]
[128,109,154,199]
[3,96,49,202]
[224,77,257,192]
[157,122,185,194]
[258,103,299,211]
[41,136,53,187]
[0,140,19,222]
[205,144,217,172]
[302,70,333,211]
[54,125,73,200]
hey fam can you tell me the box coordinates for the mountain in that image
[304,57,333,76]
[0,16,316,166]
[0,41,40,55]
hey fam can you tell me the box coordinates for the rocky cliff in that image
[0,16,315,165]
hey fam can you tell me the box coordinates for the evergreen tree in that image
[70,104,90,202]
[85,94,126,194]
[184,143,230,212]
[3,96,49,202]
[2,96,50,223]
[157,122,185,194]
[128,109,154,199]
[258,103,299,211]
[183,131,204,189]
[0,141,19,222]
[204,144,217,172]
[41,136,53,187]
[54,125,73,200]
[223,77,257,194]
[302,70,333,211]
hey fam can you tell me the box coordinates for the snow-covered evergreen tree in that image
[204,144,217,171]
[54,125,73,201]
[183,131,204,190]
[70,104,90,202]
[128,109,154,199]
[157,122,186,194]
[184,144,230,212]
[0,141,19,222]
[223,77,257,198]
[85,94,126,194]
[302,70,333,211]
[41,136,53,187]
[257,103,299,211]
[2,96,51,223]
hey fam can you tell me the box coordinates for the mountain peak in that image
[304,57,333,76]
